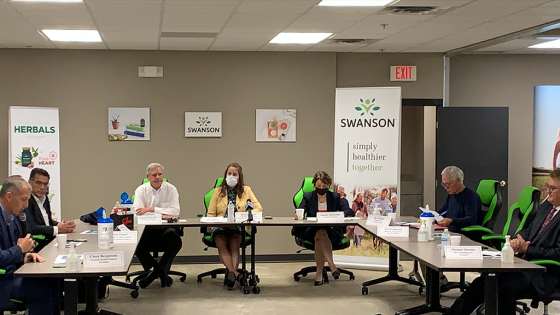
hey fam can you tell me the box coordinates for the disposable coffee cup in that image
[388,212,397,222]
[450,235,461,246]
[296,209,305,221]
[56,234,67,250]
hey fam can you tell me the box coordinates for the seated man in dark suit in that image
[0,175,60,315]
[26,168,75,243]
[444,169,560,315]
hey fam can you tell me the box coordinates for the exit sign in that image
[390,66,417,81]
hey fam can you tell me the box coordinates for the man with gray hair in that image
[133,163,182,289]
[0,176,60,314]
[437,166,482,233]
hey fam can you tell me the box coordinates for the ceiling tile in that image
[258,43,313,51]
[26,17,96,28]
[476,38,548,51]
[17,9,92,19]
[106,42,159,50]
[163,1,240,13]
[93,11,160,20]
[95,18,160,27]
[226,13,300,28]
[88,1,162,12]
[236,1,317,13]
[159,37,214,50]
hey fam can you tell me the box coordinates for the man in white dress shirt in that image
[134,163,182,288]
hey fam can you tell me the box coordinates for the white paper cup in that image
[296,209,305,220]
[450,235,461,246]
[56,234,67,249]
[388,213,397,221]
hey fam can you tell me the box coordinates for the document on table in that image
[344,217,362,221]
[53,242,83,248]
[482,250,502,258]
[54,254,84,264]
[80,230,98,235]
[200,217,228,223]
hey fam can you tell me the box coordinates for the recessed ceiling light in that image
[42,30,102,42]
[270,33,332,44]
[529,39,560,49]
[318,0,394,6]
[11,0,83,2]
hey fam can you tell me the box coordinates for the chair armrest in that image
[32,235,46,240]
[531,260,560,267]
[0,269,5,275]
[481,234,505,241]
[461,225,493,234]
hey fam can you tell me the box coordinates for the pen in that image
[53,265,66,268]
[439,210,448,217]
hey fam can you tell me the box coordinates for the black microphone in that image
[18,212,28,238]
[245,199,254,222]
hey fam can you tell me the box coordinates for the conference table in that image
[358,220,545,315]
[14,216,546,315]
[14,221,144,315]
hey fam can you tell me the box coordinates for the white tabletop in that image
[15,220,144,278]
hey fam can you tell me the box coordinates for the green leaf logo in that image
[197,117,210,127]
[355,98,379,116]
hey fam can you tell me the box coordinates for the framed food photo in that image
[108,107,150,141]
[255,109,296,142]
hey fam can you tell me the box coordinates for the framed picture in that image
[108,108,150,141]
[255,109,296,142]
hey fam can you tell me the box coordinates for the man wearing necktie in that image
[0,175,60,314]
[444,169,560,315]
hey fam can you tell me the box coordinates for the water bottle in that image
[227,201,235,222]
[385,205,393,215]
[98,226,111,249]
[501,235,514,263]
[372,203,381,216]
[66,244,79,271]
[441,228,451,257]
[418,221,428,242]
[97,207,114,249]
[369,204,374,215]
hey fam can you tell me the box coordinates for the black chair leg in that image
[105,276,140,299]
[293,266,354,281]
[197,268,245,284]
[168,270,187,282]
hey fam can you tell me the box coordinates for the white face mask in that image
[226,175,238,187]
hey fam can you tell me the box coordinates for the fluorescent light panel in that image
[42,30,101,42]
[270,33,332,44]
[318,0,394,6]
[12,0,83,2]
[529,39,560,49]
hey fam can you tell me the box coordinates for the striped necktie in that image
[538,208,559,236]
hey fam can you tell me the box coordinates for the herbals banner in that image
[333,87,401,269]
[9,106,62,220]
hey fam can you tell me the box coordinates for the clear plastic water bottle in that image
[418,221,428,242]
[227,201,235,222]
[66,243,79,271]
[441,228,451,257]
[501,235,514,263]
[385,205,393,215]
[369,204,374,215]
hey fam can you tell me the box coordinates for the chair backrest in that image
[476,180,502,229]
[293,177,315,208]
[502,186,540,236]
[203,178,224,213]
[131,178,168,202]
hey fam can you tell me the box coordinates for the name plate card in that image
[137,213,162,225]
[83,251,124,268]
[113,231,138,244]
[444,246,483,259]
[366,216,392,226]
[377,226,409,238]
[317,212,345,223]
[235,212,263,222]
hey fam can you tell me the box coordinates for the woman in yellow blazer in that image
[207,162,263,290]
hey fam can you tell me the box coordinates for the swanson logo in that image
[196,117,211,127]
[355,98,380,116]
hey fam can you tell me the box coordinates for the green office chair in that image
[196,178,254,287]
[125,178,186,295]
[461,180,504,240]
[528,260,560,315]
[481,186,540,250]
[292,177,355,282]
[0,270,28,314]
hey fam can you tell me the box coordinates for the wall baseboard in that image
[132,254,315,265]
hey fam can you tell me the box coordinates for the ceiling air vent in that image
[380,6,452,15]
[327,39,380,45]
